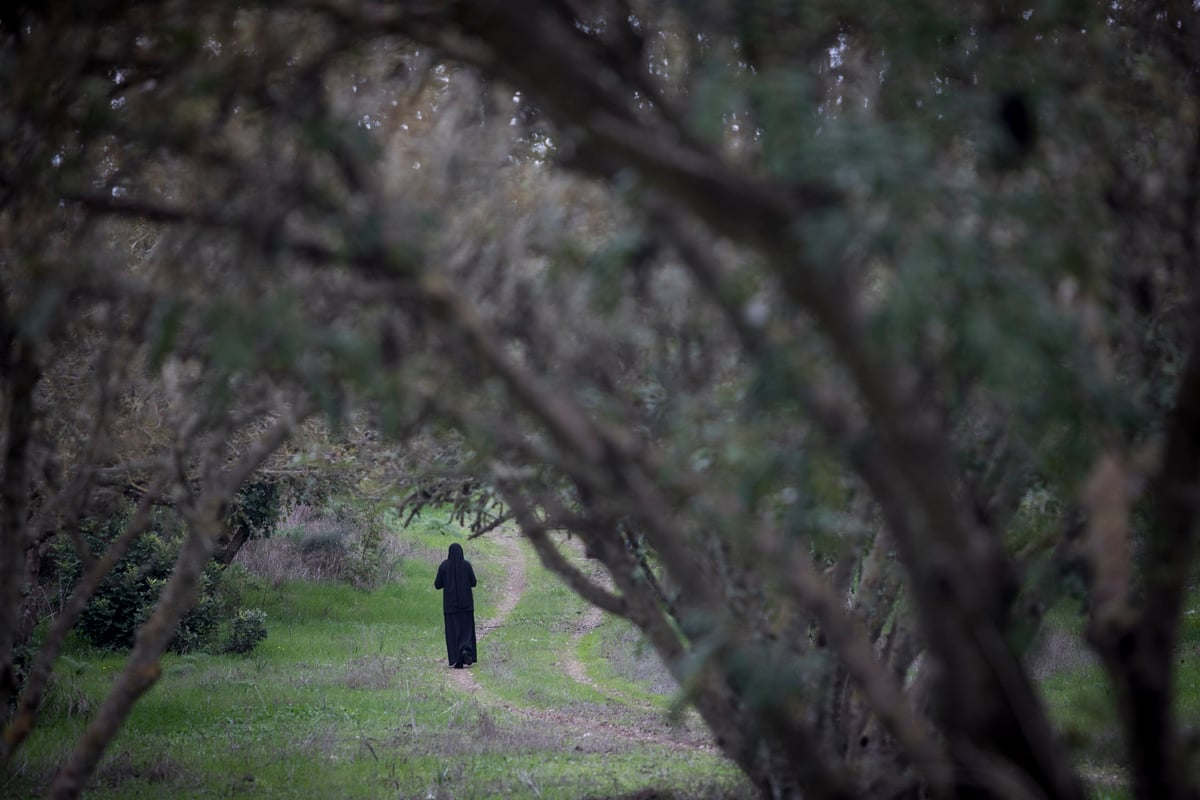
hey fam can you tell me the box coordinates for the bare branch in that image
[47,512,217,800]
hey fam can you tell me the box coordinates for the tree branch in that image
[498,486,628,617]
[47,407,307,799]
[0,298,40,712]
[1,475,166,762]
[761,533,951,796]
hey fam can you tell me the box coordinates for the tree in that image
[3,1,1199,798]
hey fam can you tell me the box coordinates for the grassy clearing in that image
[2,513,746,800]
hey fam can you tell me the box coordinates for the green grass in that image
[17,508,1193,800]
[580,618,679,710]
[2,513,745,800]
[1033,590,1200,800]
[475,540,607,708]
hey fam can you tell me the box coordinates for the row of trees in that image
[3,1,1200,798]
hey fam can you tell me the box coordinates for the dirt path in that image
[562,599,607,693]
[444,529,714,753]
[559,557,634,701]
[560,556,714,745]
[446,529,525,694]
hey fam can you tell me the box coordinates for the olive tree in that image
[3,2,1199,799]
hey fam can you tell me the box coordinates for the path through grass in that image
[12,509,1187,799]
[3,515,747,800]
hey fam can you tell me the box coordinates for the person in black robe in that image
[434,542,477,668]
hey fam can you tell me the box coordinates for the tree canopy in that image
[3,2,1200,798]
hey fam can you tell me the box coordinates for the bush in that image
[298,527,349,556]
[223,608,268,655]
[229,481,281,540]
[54,502,242,653]
[8,642,33,711]
[60,520,173,651]
[218,562,264,608]
[237,503,406,588]
[345,521,386,589]
[153,565,226,654]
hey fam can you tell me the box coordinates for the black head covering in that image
[439,543,475,611]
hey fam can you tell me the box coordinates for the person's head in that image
[448,542,464,560]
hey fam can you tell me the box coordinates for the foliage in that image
[221,608,269,655]
[296,526,349,558]
[238,504,403,589]
[51,505,239,654]
[153,566,226,655]
[3,2,1200,799]
[229,481,282,541]
[344,520,387,590]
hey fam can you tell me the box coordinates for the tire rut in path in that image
[560,560,624,699]
[445,529,713,753]
[559,561,715,750]
[446,529,525,694]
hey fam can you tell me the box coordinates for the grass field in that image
[2,515,747,800]
[5,509,1198,799]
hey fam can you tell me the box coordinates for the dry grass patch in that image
[94,750,197,790]
[1025,625,1099,681]
[343,655,404,690]
[593,622,679,697]
[293,725,341,760]
[237,504,414,588]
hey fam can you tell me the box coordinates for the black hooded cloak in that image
[434,542,477,667]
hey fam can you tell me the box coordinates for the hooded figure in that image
[434,542,477,668]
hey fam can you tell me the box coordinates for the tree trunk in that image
[213,522,251,566]
[0,317,39,714]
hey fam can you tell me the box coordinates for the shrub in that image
[297,520,350,579]
[223,608,268,655]
[229,481,281,540]
[298,527,349,556]
[345,521,386,589]
[8,642,33,711]
[236,503,407,587]
[72,531,179,652]
[218,562,264,608]
[55,502,241,653]
[154,565,227,654]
